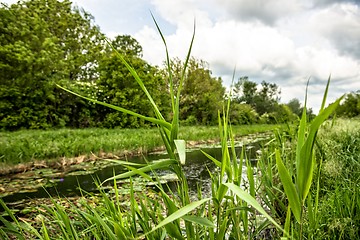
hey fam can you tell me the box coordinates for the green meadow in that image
[0,124,280,166]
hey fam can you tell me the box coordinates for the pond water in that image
[0,141,262,207]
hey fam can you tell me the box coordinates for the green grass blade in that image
[296,79,309,172]
[246,157,255,197]
[150,12,175,111]
[275,149,301,223]
[224,182,284,233]
[103,159,144,167]
[201,150,222,168]
[56,84,171,130]
[182,215,215,228]
[297,96,343,201]
[320,74,331,112]
[105,38,166,123]
[103,159,177,183]
[283,205,291,238]
[141,198,211,238]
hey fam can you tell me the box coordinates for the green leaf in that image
[284,205,291,238]
[275,149,301,223]
[174,139,186,165]
[201,150,222,168]
[224,183,284,233]
[297,96,343,201]
[56,84,172,130]
[141,198,211,238]
[103,159,177,183]
[182,215,215,228]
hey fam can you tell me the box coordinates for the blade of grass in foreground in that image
[296,79,344,202]
[140,198,211,238]
[224,183,285,234]
[102,159,177,183]
[56,84,171,130]
[275,149,301,223]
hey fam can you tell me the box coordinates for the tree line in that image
[1,0,356,131]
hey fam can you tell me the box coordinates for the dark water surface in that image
[1,143,261,205]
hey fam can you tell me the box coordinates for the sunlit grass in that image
[0,124,281,165]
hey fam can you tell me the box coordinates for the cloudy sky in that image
[4,0,360,112]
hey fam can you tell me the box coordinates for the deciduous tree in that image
[0,0,104,130]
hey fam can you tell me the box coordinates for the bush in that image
[229,103,258,125]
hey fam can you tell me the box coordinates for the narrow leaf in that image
[224,183,284,232]
[182,215,215,228]
[103,159,177,183]
[56,84,171,130]
[275,149,301,223]
[141,198,211,237]
[174,139,186,165]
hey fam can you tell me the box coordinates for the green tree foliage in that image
[260,104,296,124]
[232,77,293,123]
[229,103,258,125]
[286,98,302,117]
[164,58,225,125]
[335,91,360,118]
[96,35,169,128]
[233,77,281,116]
[0,0,104,130]
[286,98,315,121]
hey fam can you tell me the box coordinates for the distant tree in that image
[110,35,143,57]
[233,77,281,116]
[233,76,257,105]
[336,91,360,118]
[229,103,258,125]
[286,98,302,117]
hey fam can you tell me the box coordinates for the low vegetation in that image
[0,124,281,166]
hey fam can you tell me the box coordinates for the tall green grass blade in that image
[224,183,284,233]
[246,157,255,197]
[296,80,308,173]
[320,75,331,112]
[216,217,229,240]
[56,84,171,130]
[103,159,177,183]
[201,150,222,168]
[284,205,291,238]
[150,12,175,112]
[0,199,25,239]
[297,96,343,201]
[275,149,301,223]
[141,198,211,238]
[171,21,196,146]
[182,215,215,228]
[105,38,166,123]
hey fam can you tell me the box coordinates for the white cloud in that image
[150,0,213,29]
[215,0,302,25]
[308,3,360,58]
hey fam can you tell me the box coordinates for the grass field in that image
[0,124,282,165]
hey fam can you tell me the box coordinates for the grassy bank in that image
[256,118,360,239]
[0,124,282,165]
